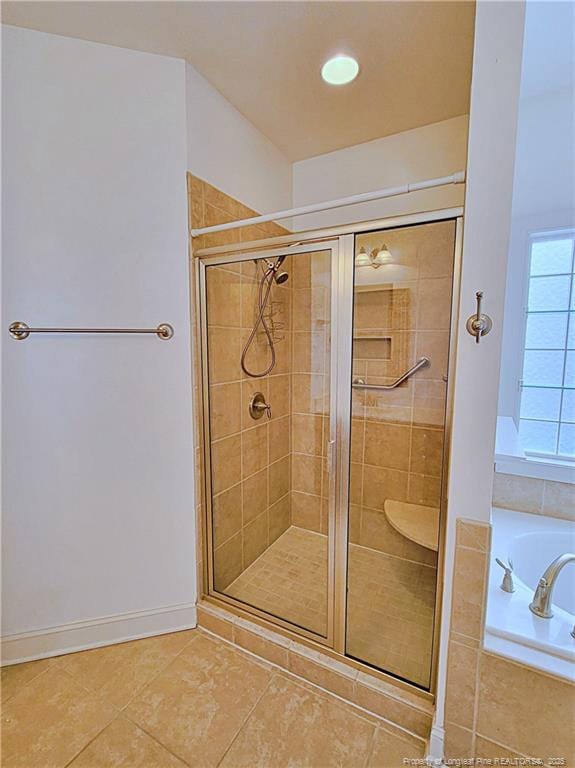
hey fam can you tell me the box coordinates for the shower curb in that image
[197,601,433,741]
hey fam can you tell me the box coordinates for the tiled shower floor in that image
[226,526,436,687]
[227,526,329,635]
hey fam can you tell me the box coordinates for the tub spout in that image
[529,553,575,619]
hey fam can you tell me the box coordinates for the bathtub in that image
[485,507,575,681]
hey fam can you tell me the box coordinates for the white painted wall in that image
[512,88,574,220]
[431,1,526,760]
[499,84,575,418]
[498,0,574,423]
[2,26,196,659]
[186,63,292,214]
[291,116,468,231]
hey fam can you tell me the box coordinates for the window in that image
[519,231,575,459]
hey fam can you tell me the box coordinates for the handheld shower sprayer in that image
[240,255,289,378]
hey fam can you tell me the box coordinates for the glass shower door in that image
[345,219,457,689]
[201,246,337,640]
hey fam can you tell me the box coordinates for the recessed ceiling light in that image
[321,55,359,86]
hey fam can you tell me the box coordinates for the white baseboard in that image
[426,724,445,765]
[1,602,197,666]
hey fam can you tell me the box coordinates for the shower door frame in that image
[196,240,349,649]
[195,207,464,693]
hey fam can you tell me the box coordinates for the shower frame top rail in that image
[352,357,430,390]
[8,321,174,341]
[190,171,466,237]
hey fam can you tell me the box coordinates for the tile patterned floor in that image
[226,526,329,635]
[226,526,436,687]
[1,629,425,768]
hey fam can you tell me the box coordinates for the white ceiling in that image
[1,1,475,161]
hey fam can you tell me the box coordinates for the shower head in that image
[259,255,289,283]
[271,254,288,284]
[274,271,289,285]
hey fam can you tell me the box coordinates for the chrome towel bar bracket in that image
[8,321,174,341]
[352,357,430,391]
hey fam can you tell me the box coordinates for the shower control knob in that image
[249,392,272,420]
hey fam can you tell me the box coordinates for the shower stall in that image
[195,209,462,692]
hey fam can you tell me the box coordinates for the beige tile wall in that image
[189,177,335,591]
[493,472,574,521]
[206,261,292,590]
[349,220,456,566]
[188,174,290,593]
[444,518,575,764]
[290,251,332,535]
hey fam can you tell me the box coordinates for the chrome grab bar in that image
[8,321,174,341]
[352,357,430,391]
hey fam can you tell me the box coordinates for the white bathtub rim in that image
[486,506,575,683]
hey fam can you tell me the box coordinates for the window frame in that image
[517,226,575,462]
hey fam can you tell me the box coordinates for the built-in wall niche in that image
[352,284,411,369]
[352,335,392,360]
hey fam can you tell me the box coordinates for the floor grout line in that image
[61,716,120,768]
[53,629,201,715]
[214,673,276,767]
[119,630,202,712]
[0,659,56,705]
[119,713,195,767]
[362,724,379,768]
[10,632,202,768]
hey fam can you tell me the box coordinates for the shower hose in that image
[240,262,277,378]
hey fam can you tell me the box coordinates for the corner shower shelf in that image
[384,500,440,552]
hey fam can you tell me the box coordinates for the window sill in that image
[495,453,575,484]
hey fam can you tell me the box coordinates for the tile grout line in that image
[122,713,199,768]
[214,672,277,767]
[56,631,201,715]
[473,729,532,760]
[61,718,119,768]
[115,632,212,766]
[48,633,202,765]
[27,636,200,768]
[119,631,202,711]
[0,660,55,706]
[362,724,379,768]
[118,713,195,767]
[43,668,127,768]
[348,538,437,570]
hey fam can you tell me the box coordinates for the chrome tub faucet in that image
[529,553,575,619]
